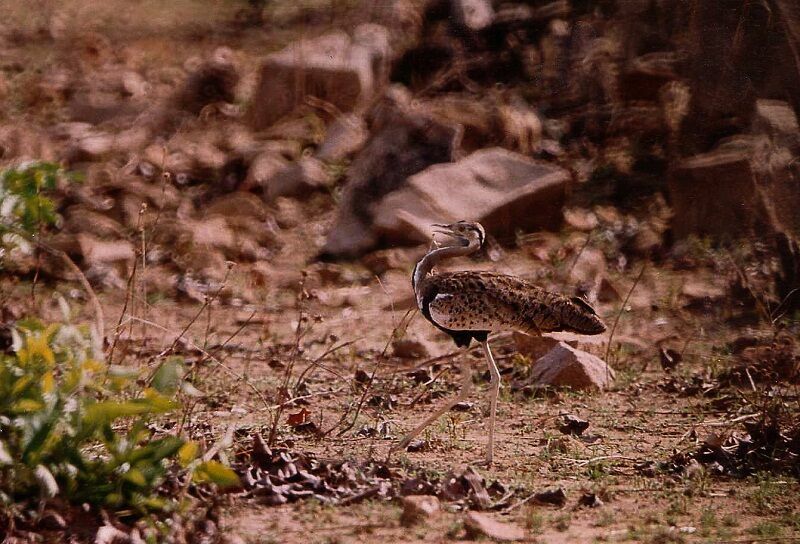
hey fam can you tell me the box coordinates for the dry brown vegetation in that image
[1,1,799,543]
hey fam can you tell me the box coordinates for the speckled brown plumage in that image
[395,220,606,465]
[419,271,606,347]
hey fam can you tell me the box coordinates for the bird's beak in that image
[431,223,455,237]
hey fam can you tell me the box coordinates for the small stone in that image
[558,415,590,436]
[392,338,432,359]
[530,342,615,391]
[464,511,526,542]
[578,492,603,508]
[400,495,441,526]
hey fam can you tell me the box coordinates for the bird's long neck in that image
[412,241,478,295]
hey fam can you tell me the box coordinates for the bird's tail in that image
[561,296,607,335]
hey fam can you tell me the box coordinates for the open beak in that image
[431,223,455,237]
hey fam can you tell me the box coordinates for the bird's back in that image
[419,271,606,338]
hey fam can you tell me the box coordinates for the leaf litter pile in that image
[236,434,520,510]
[659,333,800,478]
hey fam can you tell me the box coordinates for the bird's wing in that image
[425,272,605,335]
[425,272,537,332]
[427,292,500,331]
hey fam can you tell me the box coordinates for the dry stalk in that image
[267,273,313,446]
[125,315,272,412]
[604,262,646,365]
[325,309,415,438]
[1,224,105,352]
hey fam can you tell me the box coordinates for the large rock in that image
[529,342,614,391]
[373,147,568,244]
[249,29,390,130]
[669,132,800,239]
[319,86,461,258]
[669,143,763,240]
[262,156,332,201]
[752,99,800,149]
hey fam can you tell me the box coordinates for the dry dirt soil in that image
[1,2,799,543]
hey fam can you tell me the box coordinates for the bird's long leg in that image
[481,340,501,466]
[390,360,473,457]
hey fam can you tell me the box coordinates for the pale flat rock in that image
[76,234,134,266]
[373,147,568,244]
[464,511,525,542]
[530,341,614,391]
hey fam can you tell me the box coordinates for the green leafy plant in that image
[0,317,239,515]
[0,161,63,234]
[0,161,68,267]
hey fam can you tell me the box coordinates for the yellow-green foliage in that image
[0,317,238,514]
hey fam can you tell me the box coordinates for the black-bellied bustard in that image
[391,221,606,466]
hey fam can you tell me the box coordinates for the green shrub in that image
[0,161,68,267]
[0,161,63,234]
[0,317,238,515]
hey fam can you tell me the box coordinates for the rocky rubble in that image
[0,0,798,310]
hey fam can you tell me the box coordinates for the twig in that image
[203,422,236,462]
[155,262,235,361]
[1,223,105,354]
[123,315,272,412]
[604,262,646,365]
[572,454,639,466]
[293,339,361,391]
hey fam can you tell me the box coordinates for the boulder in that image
[752,99,800,148]
[373,147,568,244]
[529,342,614,391]
[464,512,525,542]
[76,234,135,268]
[400,495,441,526]
[669,134,800,240]
[620,52,682,102]
[249,30,389,129]
[668,145,763,240]
[319,86,461,258]
[243,151,290,192]
[513,333,561,361]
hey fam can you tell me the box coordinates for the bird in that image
[391,220,607,466]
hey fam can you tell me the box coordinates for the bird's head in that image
[431,220,486,250]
